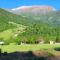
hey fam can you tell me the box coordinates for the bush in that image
[0,49,2,56]
[3,52,7,55]
[54,47,60,51]
[48,52,54,57]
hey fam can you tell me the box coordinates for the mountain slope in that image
[0,8,60,43]
[0,8,28,32]
[1,8,60,28]
[0,8,17,32]
[0,8,27,41]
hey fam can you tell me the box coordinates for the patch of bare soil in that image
[33,50,48,57]
[33,50,60,60]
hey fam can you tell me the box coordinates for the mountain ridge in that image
[12,5,56,11]
[10,5,56,15]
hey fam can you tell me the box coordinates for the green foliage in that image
[0,8,60,43]
[18,23,60,43]
[54,47,60,51]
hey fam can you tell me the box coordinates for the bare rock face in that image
[11,5,56,15]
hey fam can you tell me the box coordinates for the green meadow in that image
[0,44,60,53]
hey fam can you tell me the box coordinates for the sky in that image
[0,0,60,10]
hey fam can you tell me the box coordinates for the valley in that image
[0,6,60,60]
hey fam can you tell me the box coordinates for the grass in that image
[0,44,60,60]
[0,24,26,40]
[0,44,60,53]
[0,29,13,40]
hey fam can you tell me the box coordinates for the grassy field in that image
[0,44,60,60]
[0,44,60,53]
[0,24,26,40]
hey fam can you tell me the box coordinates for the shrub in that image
[54,47,60,51]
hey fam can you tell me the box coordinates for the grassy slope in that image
[0,8,27,40]
[0,29,13,40]
[0,24,26,40]
[0,8,28,32]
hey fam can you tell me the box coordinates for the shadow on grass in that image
[54,47,60,51]
[0,50,48,60]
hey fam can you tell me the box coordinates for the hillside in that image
[0,8,29,32]
[0,9,16,32]
[9,5,60,27]
[0,8,60,44]
[0,8,27,42]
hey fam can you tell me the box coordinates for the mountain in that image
[10,6,60,27]
[0,8,28,32]
[0,8,17,32]
[1,8,60,28]
[0,8,60,43]
[10,5,56,15]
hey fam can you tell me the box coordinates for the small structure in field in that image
[36,37,44,44]
[49,41,55,44]
[21,42,25,45]
[39,41,44,44]
[55,42,60,44]
[0,41,4,45]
